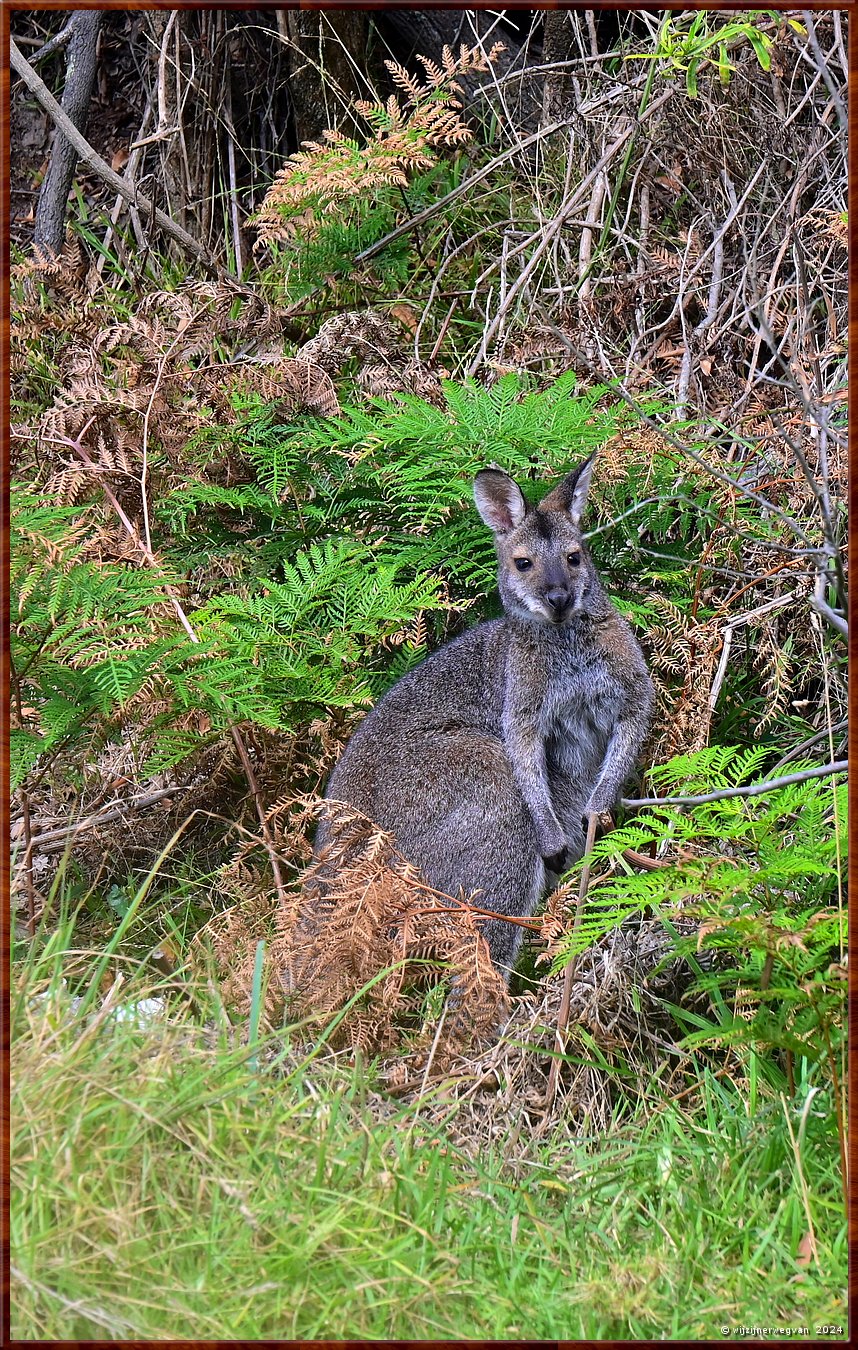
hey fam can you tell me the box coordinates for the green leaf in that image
[746,29,772,71]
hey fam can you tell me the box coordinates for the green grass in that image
[10,941,847,1340]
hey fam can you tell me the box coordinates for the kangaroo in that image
[315,455,654,980]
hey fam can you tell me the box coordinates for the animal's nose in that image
[545,587,568,612]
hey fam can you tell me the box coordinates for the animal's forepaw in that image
[542,846,570,874]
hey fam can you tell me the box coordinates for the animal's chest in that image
[543,665,620,773]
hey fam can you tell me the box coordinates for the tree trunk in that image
[34,11,102,256]
[381,7,528,108]
[541,9,590,126]
[281,9,370,145]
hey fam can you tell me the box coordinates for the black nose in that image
[545,587,569,612]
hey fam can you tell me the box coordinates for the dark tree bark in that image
[540,9,588,126]
[381,7,528,106]
[34,11,102,256]
[282,8,371,145]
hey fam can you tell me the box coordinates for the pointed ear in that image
[473,469,529,534]
[539,453,596,526]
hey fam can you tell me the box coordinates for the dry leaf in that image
[390,302,420,333]
[796,1230,816,1267]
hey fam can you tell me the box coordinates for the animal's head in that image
[473,456,598,626]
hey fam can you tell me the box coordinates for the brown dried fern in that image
[198,800,512,1059]
[296,310,447,405]
[253,43,503,249]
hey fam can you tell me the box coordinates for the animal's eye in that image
[567,552,581,567]
[514,557,533,572]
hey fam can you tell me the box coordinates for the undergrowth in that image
[9,19,848,1340]
[10,926,847,1341]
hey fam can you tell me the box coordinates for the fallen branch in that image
[11,36,223,275]
[17,788,187,854]
[622,760,847,810]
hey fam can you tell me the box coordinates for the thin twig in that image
[799,10,847,134]
[140,352,172,557]
[811,569,847,638]
[577,165,607,304]
[55,431,196,637]
[397,902,541,930]
[607,385,828,554]
[9,652,38,936]
[622,761,847,810]
[354,117,575,264]
[98,99,154,268]
[772,720,847,771]
[222,63,245,277]
[418,1004,449,1098]
[676,224,724,415]
[468,87,677,375]
[707,627,733,714]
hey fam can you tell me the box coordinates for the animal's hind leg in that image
[426,828,545,984]
[362,734,546,981]
[405,779,546,982]
[474,853,546,982]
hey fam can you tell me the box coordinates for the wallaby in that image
[316,455,654,980]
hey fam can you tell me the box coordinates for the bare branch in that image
[622,761,847,810]
[799,10,847,133]
[811,570,848,639]
[606,385,827,554]
[27,23,74,67]
[354,116,575,264]
[20,789,188,854]
[468,85,677,375]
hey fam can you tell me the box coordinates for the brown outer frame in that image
[1,2,854,1347]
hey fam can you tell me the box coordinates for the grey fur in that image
[317,457,654,980]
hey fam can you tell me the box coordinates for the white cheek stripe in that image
[523,595,548,616]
